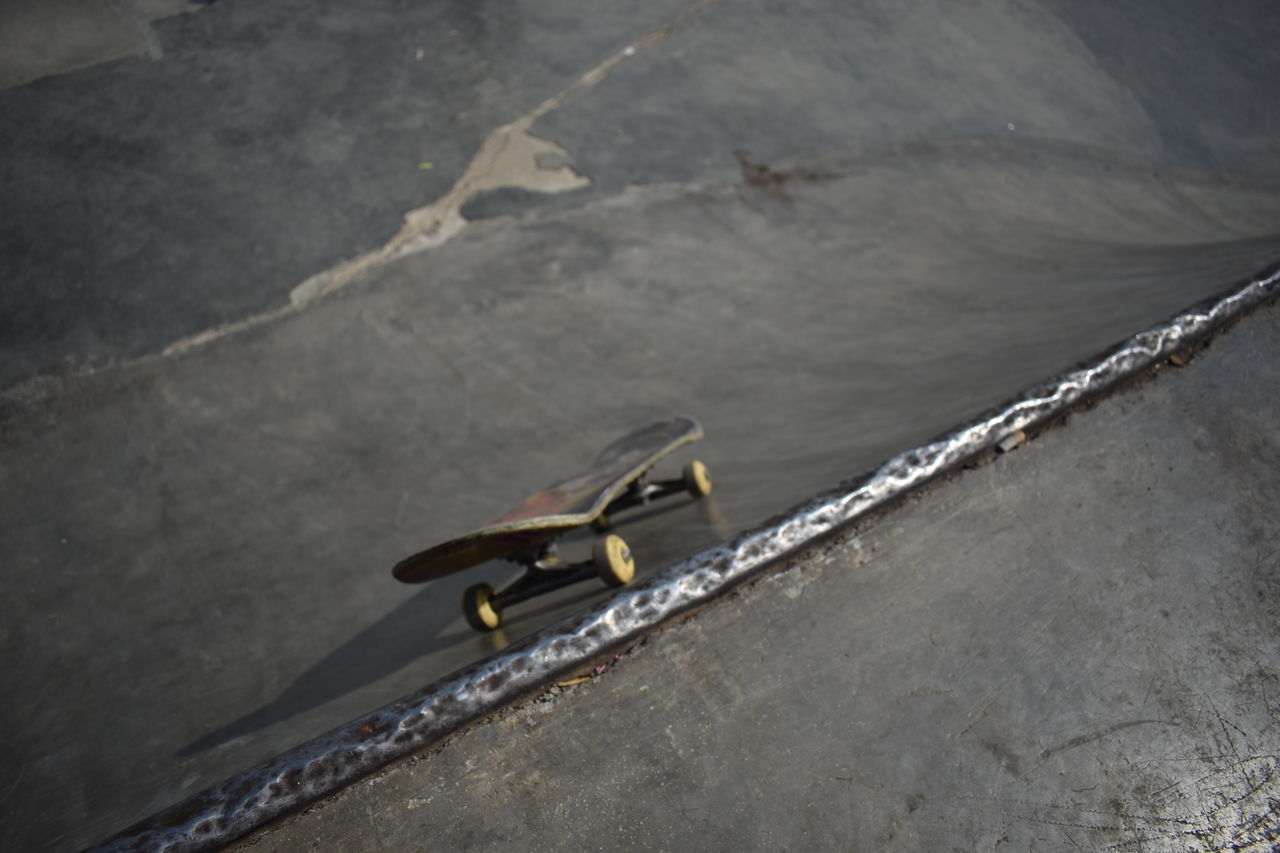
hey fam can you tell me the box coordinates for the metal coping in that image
[95,263,1280,852]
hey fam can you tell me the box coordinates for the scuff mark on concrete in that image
[161,0,719,360]
[1040,718,1176,759]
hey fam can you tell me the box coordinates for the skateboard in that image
[393,416,713,631]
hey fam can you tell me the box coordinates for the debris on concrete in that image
[996,429,1027,453]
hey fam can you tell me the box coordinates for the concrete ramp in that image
[226,296,1280,852]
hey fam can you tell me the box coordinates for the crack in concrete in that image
[160,0,718,360]
[285,126,588,310]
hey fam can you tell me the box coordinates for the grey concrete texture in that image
[3,0,1280,850]
[237,299,1280,853]
[3,0,1280,388]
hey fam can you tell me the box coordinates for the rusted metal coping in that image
[94,264,1280,853]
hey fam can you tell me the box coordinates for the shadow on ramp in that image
[177,578,608,756]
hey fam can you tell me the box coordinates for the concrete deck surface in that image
[1,1,1279,850]
[236,299,1280,852]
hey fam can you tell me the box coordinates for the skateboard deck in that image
[392,416,704,583]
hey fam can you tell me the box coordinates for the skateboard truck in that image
[592,461,713,531]
[463,463,711,631]
[462,536,636,631]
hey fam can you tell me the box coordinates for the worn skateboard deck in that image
[392,416,703,583]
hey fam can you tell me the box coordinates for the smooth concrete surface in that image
[2,1,1280,850]
[236,299,1280,852]
[0,0,205,91]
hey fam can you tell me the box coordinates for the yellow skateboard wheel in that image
[593,534,635,587]
[682,460,712,498]
[462,583,502,631]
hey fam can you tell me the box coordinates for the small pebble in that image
[997,430,1027,453]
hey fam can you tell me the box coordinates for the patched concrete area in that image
[238,301,1280,853]
[0,0,204,90]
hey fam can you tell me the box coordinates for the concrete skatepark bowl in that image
[1,1,1278,850]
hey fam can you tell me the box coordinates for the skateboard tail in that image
[392,525,571,583]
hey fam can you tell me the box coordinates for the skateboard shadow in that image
[178,579,603,757]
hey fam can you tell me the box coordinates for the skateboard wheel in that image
[462,583,502,631]
[593,534,635,587]
[590,513,612,533]
[682,460,712,498]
